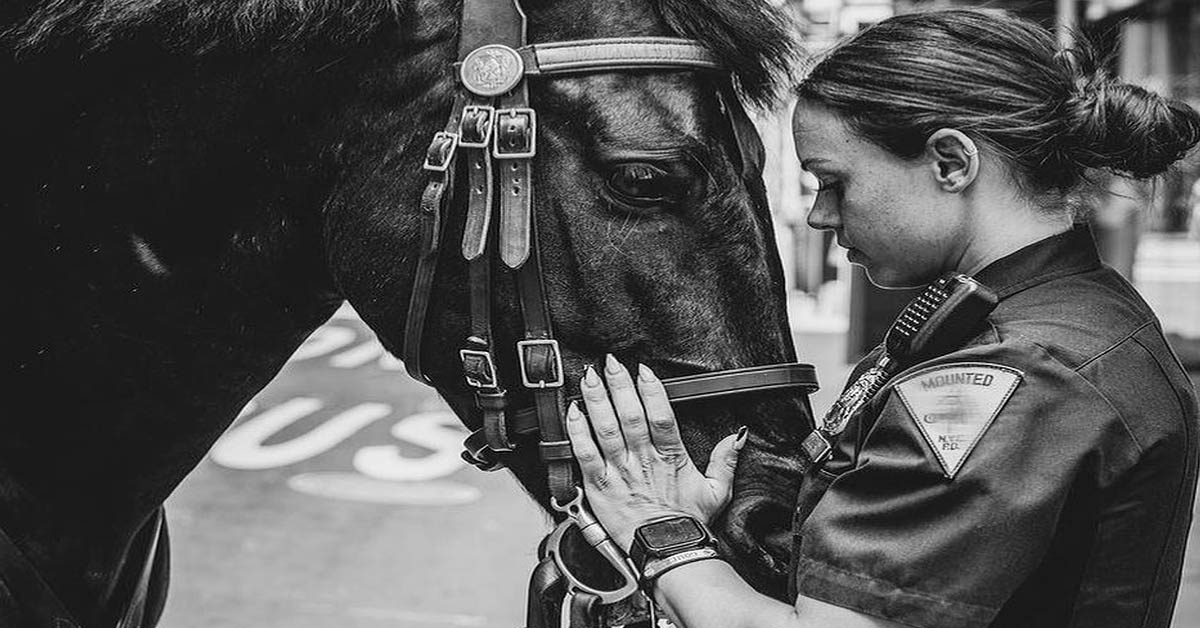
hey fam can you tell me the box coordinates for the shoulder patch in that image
[893,363,1022,479]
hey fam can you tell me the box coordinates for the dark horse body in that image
[1,1,810,626]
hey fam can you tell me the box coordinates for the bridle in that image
[400,0,817,625]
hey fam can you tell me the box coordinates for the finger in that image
[603,354,652,452]
[637,364,684,456]
[704,428,747,503]
[580,364,627,459]
[565,400,606,480]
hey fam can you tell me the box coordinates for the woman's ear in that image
[925,129,979,193]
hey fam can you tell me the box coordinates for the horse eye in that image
[604,162,687,212]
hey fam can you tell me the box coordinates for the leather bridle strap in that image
[462,363,819,471]
[520,38,721,75]
[0,525,77,628]
[0,507,165,628]
[401,34,723,386]
[115,508,164,628]
[397,1,811,626]
[404,95,466,384]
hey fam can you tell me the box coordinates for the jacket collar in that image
[973,225,1103,300]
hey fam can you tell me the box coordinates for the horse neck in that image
[0,13,456,625]
[0,3,472,621]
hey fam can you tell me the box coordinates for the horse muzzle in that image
[718,442,805,600]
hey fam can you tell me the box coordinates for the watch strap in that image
[639,547,723,594]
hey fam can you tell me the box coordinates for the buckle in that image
[458,105,495,148]
[517,338,564,388]
[459,348,499,389]
[462,442,505,472]
[548,487,641,604]
[800,430,833,468]
[493,108,537,159]
[423,131,459,172]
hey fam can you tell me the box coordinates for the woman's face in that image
[792,101,965,288]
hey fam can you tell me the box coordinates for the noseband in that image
[400,0,817,625]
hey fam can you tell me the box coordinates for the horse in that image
[1,0,813,626]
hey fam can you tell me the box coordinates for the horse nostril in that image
[744,500,793,567]
[721,496,795,598]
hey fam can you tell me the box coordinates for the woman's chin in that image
[862,265,929,290]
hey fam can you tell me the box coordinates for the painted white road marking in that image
[287,473,481,505]
[211,399,391,470]
[330,340,406,370]
[330,340,385,368]
[294,600,485,626]
[354,411,468,481]
[290,326,357,361]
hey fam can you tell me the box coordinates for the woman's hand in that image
[565,354,748,552]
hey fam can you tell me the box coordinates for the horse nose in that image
[720,492,794,599]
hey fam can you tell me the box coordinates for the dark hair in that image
[796,9,1200,196]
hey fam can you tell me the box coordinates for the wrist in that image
[640,546,724,595]
[629,514,718,576]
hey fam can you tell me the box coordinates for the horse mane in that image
[2,0,798,104]
[1,0,403,57]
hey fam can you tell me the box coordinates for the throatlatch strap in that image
[403,94,468,384]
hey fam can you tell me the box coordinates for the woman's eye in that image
[816,180,841,193]
[604,162,688,211]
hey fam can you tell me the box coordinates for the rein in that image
[0,509,164,628]
[400,0,817,625]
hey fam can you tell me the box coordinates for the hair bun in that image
[1061,77,1200,179]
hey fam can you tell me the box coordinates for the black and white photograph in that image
[3,0,1199,626]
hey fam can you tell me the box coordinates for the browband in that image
[521,38,722,75]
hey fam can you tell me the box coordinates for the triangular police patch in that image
[893,363,1022,479]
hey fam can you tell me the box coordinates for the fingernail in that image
[638,362,657,384]
[604,353,623,375]
[735,426,749,448]
[583,365,601,387]
[567,400,582,419]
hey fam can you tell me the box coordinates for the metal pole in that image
[1057,0,1077,47]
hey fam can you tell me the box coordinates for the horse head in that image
[2,0,807,623]
[324,0,809,598]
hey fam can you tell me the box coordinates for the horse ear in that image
[718,85,765,181]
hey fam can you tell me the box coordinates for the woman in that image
[564,9,1200,628]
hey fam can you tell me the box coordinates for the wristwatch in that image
[629,515,719,577]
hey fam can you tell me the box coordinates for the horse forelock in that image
[654,0,801,108]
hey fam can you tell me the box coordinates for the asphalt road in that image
[158,305,1200,628]
[160,305,548,628]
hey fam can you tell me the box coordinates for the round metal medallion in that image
[460,44,525,96]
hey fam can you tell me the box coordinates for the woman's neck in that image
[956,193,1073,277]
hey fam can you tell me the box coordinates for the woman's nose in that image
[806,196,839,231]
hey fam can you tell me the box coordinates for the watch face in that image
[641,517,706,550]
